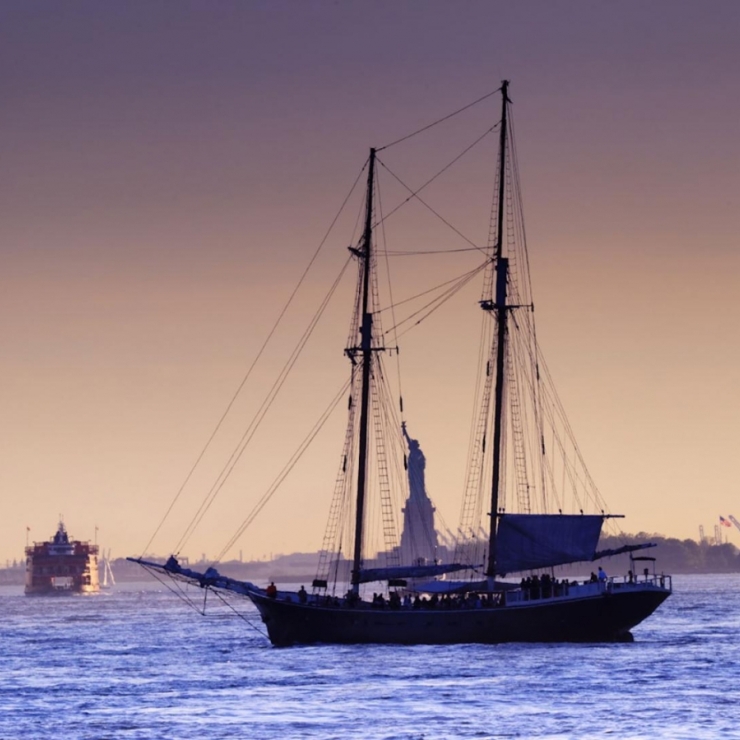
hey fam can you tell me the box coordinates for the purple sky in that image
[1,1,739,563]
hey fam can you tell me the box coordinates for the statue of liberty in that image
[400,422,438,565]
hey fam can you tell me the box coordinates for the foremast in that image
[350,148,377,594]
[485,81,511,580]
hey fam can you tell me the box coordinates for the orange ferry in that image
[25,521,100,595]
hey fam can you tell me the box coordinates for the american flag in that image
[720,516,732,527]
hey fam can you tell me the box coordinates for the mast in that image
[486,81,510,579]
[350,148,377,592]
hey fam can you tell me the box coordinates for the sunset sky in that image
[1,1,739,565]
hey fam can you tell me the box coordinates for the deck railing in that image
[504,573,672,605]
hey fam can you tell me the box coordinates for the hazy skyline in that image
[2,1,739,564]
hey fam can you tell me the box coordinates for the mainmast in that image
[485,81,510,579]
[350,148,377,593]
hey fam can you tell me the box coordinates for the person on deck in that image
[597,567,607,583]
[298,585,307,603]
[266,582,277,598]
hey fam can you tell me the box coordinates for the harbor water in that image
[1,574,738,739]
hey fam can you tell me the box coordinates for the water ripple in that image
[0,575,738,739]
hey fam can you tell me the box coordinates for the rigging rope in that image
[141,564,202,612]
[145,564,269,639]
[376,171,406,425]
[377,158,485,254]
[377,87,501,151]
[141,161,368,559]
[174,257,353,556]
[210,589,269,639]
[383,260,489,339]
[213,378,352,564]
[377,260,489,315]
[374,121,498,245]
[380,246,482,256]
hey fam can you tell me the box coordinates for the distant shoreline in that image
[2,533,737,586]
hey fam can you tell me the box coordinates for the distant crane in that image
[728,515,740,534]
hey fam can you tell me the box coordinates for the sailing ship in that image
[26,521,100,595]
[131,82,671,645]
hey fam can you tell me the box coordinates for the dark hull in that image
[250,586,669,647]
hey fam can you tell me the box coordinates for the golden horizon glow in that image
[2,2,740,564]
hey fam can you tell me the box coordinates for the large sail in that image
[494,514,604,575]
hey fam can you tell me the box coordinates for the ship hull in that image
[249,585,669,647]
[24,584,100,596]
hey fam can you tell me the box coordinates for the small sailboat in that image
[131,81,671,645]
[100,549,116,589]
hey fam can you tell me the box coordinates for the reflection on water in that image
[1,575,738,739]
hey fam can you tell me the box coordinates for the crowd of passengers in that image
[370,591,502,609]
[271,565,614,608]
[520,566,610,599]
[519,572,575,600]
[284,586,504,609]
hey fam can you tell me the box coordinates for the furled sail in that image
[495,514,604,575]
[358,563,472,584]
